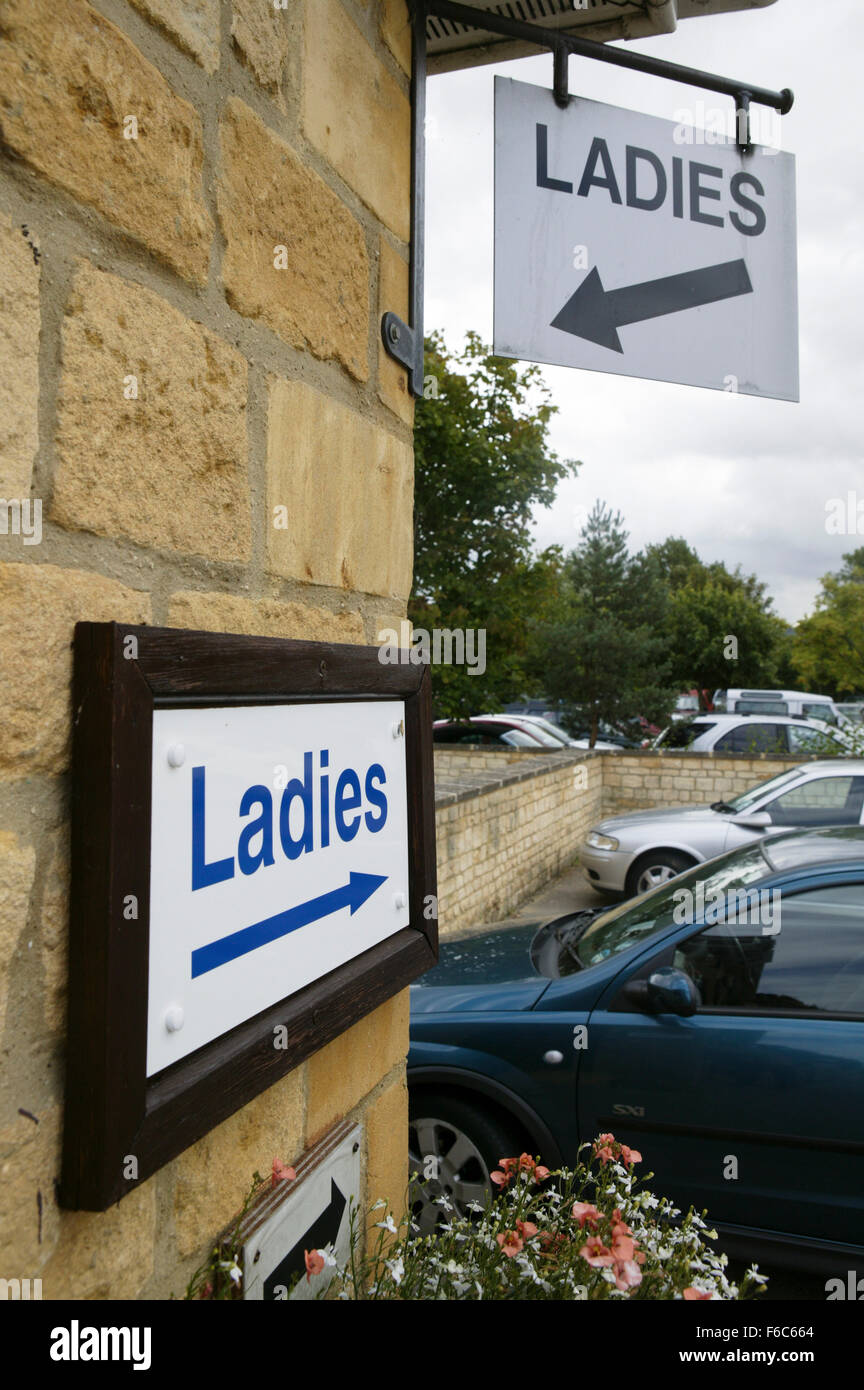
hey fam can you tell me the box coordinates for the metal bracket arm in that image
[380,0,794,395]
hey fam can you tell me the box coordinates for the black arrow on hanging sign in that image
[263,1178,347,1299]
[551,259,753,353]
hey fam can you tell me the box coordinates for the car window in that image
[787,724,842,754]
[762,775,864,827]
[734,700,789,716]
[715,723,787,755]
[802,703,837,725]
[673,882,864,1015]
[662,719,716,749]
[568,843,771,973]
[727,766,812,812]
[501,729,541,748]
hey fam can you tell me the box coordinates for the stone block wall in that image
[0,0,414,1299]
[434,750,602,936]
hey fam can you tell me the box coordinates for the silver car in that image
[580,759,864,898]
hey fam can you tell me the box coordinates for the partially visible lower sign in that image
[241,1121,362,1301]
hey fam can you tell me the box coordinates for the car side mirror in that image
[645,966,701,1017]
[731,810,772,829]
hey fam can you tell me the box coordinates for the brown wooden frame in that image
[60,622,437,1211]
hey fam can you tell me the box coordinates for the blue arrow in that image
[190,871,388,978]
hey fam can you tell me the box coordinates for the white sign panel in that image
[494,77,798,400]
[147,702,409,1075]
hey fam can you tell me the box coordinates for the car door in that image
[577,874,864,1248]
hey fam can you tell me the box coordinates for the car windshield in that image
[570,843,771,973]
[525,717,570,745]
[724,767,810,812]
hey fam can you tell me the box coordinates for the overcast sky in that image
[424,0,864,624]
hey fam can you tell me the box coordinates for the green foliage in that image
[531,503,678,743]
[791,548,864,696]
[410,332,578,717]
[648,538,789,700]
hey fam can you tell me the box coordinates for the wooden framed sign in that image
[60,623,437,1210]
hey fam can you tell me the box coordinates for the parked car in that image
[433,716,567,750]
[579,759,864,897]
[715,688,844,725]
[492,713,581,748]
[654,712,851,757]
[409,827,864,1271]
[434,714,624,754]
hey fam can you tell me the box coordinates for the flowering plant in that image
[324,1134,766,1301]
[184,1157,296,1300]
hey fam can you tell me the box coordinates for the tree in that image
[791,548,864,695]
[410,332,578,716]
[648,539,788,704]
[531,503,677,745]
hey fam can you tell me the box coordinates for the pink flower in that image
[271,1157,297,1187]
[619,1145,642,1166]
[579,1236,614,1268]
[593,1134,617,1165]
[610,1231,636,1263]
[613,1259,643,1291]
[508,1153,550,1183]
[491,1157,518,1188]
[683,1287,712,1301]
[516,1219,538,1240]
[571,1201,601,1229]
[496,1230,524,1258]
[304,1249,325,1282]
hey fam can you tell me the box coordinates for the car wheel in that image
[408,1093,524,1236]
[626,850,695,898]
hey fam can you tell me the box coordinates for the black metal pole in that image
[380,0,427,397]
[427,0,793,116]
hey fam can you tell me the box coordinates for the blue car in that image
[409,827,864,1275]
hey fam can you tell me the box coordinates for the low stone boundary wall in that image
[434,749,599,938]
[434,747,809,937]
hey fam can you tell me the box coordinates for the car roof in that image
[724,688,835,702]
[688,713,838,728]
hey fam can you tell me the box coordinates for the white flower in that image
[371,1198,387,1211]
[434,1193,453,1211]
[386,1256,405,1286]
[376,1213,398,1234]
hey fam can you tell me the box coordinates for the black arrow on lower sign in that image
[551,259,753,353]
[263,1178,347,1299]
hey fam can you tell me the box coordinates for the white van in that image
[714,688,843,725]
